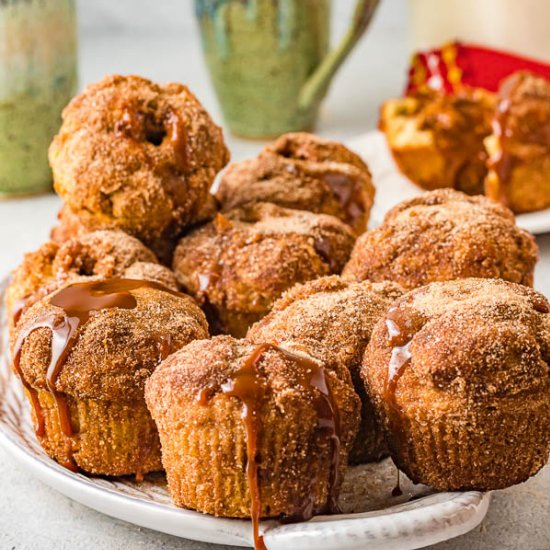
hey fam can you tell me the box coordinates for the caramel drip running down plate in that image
[349,130,550,235]
[0,277,490,549]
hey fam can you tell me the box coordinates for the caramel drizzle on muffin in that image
[196,343,342,550]
[12,278,183,470]
[490,73,550,203]
[383,298,428,458]
[320,171,367,228]
[385,303,427,414]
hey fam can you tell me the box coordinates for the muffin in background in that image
[49,75,229,260]
[380,87,495,195]
[485,71,550,214]
[6,230,175,332]
[173,203,356,337]
[216,132,375,234]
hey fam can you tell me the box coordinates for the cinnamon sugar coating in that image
[485,72,550,213]
[364,278,550,490]
[6,230,170,330]
[343,189,538,289]
[50,204,182,265]
[216,132,375,233]
[123,262,178,291]
[172,203,356,337]
[49,75,229,256]
[145,335,360,518]
[248,276,404,463]
[13,279,209,475]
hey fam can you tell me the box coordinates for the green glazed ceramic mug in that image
[195,0,379,138]
[0,0,77,197]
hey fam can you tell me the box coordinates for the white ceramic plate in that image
[348,131,550,235]
[0,278,490,549]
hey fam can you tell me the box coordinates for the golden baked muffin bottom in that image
[30,390,162,475]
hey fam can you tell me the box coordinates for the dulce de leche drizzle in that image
[166,111,188,169]
[221,343,269,550]
[490,94,514,204]
[490,73,550,203]
[391,469,402,497]
[384,304,425,415]
[383,303,425,492]
[313,237,340,273]
[322,171,366,228]
[11,296,29,327]
[196,343,342,550]
[113,106,188,170]
[12,278,181,470]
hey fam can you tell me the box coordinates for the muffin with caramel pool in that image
[6,230,177,332]
[173,202,355,337]
[216,132,375,234]
[343,189,538,289]
[364,278,550,490]
[12,275,208,476]
[248,275,404,463]
[145,335,360,538]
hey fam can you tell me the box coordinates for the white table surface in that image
[1,1,549,549]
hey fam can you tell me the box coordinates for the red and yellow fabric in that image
[406,42,550,95]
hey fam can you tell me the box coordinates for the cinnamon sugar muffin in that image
[248,275,404,463]
[364,278,550,490]
[216,132,375,233]
[12,277,208,476]
[343,189,538,289]
[485,72,550,214]
[173,203,356,337]
[49,75,229,258]
[6,230,176,331]
[380,87,495,194]
[145,336,360,543]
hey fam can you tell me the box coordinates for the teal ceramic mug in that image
[195,0,379,138]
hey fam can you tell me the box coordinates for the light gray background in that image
[1,1,549,549]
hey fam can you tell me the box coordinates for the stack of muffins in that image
[8,74,550,550]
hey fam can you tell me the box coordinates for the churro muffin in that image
[216,132,375,233]
[173,203,356,337]
[6,230,176,330]
[485,72,550,213]
[49,75,229,258]
[145,336,360,545]
[380,87,495,194]
[343,189,538,289]
[12,277,208,476]
[248,275,404,463]
[364,278,550,491]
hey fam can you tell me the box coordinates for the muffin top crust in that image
[365,277,550,406]
[49,74,229,244]
[343,189,538,289]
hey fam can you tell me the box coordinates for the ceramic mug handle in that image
[298,0,380,111]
